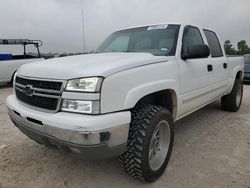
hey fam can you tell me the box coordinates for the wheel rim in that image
[236,83,242,107]
[148,120,171,171]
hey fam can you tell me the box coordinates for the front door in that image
[178,26,213,116]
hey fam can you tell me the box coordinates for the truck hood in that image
[17,53,168,80]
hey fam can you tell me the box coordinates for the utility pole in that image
[82,9,86,53]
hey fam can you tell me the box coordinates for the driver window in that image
[182,26,204,55]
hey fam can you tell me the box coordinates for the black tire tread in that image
[221,78,242,112]
[119,105,171,182]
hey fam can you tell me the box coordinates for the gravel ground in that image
[0,85,250,188]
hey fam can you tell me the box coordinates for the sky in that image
[0,0,249,54]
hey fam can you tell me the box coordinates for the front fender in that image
[100,59,180,114]
[124,79,178,109]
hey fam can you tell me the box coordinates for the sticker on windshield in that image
[147,25,168,31]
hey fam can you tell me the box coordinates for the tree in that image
[224,40,237,55]
[237,40,250,55]
[224,40,250,55]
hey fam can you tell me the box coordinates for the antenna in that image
[82,9,86,53]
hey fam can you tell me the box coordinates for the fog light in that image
[62,99,99,114]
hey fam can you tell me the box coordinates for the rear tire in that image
[119,105,174,182]
[221,78,243,112]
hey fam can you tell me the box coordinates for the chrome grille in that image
[15,76,62,91]
[15,76,64,112]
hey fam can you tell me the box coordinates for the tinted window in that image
[182,26,204,54]
[204,30,223,57]
[102,36,129,52]
[96,25,180,56]
[245,55,250,64]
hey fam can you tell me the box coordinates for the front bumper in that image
[7,95,131,159]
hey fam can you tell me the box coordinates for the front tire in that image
[119,105,174,182]
[221,78,243,112]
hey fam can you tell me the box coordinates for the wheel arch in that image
[227,68,243,94]
[236,70,243,81]
[131,89,178,120]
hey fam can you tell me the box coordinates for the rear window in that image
[203,29,223,58]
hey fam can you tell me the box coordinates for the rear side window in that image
[182,26,204,54]
[203,29,223,57]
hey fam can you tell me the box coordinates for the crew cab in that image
[0,39,44,84]
[6,24,244,182]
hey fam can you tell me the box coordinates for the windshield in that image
[245,55,250,64]
[96,24,180,56]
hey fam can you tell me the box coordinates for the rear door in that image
[203,29,229,99]
[178,26,213,116]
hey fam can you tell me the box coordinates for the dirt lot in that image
[0,85,250,188]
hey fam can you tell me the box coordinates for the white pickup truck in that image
[6,24,244,182]
[0,39,44,84]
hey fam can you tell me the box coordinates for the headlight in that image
[62,99,100,114]
[65,77,103,92]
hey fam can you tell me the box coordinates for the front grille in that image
[16,89,58,110]
[16,76,62,91]
[15,76,64,111]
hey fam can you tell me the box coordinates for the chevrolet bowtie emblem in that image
[22,85,34,96]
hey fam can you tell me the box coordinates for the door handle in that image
[223,63,227,69]
[207,64,213,72]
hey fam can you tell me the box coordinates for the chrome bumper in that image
[7,95,131,159]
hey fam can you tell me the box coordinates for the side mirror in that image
[182,44,210,60]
